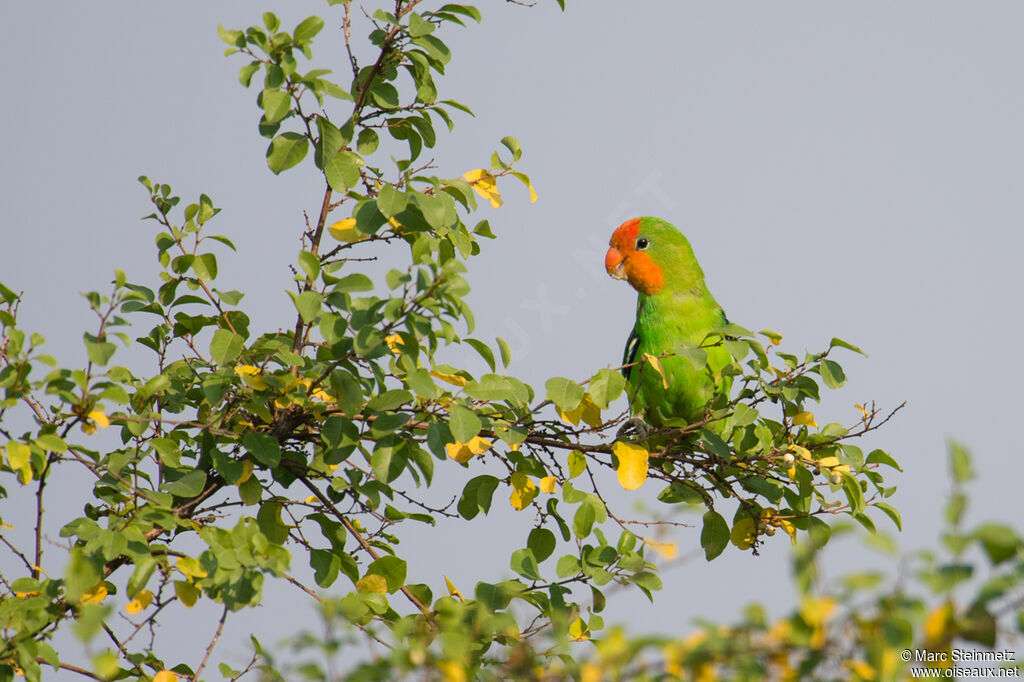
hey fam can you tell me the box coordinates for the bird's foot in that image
[616,417,652,441]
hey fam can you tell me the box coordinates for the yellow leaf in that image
[81,583,108,605]
[799,597,837,627]
[5,442,31,483]
[234,364,269,390]
[327,217,365,243]
[236,459,254,486]
[817,456,840,468]
[176,556,208,580]
[730,517,757,549]
[510,171,538,204]
[305,495,317,504]
[643,537,678,561]
[174,579,200,607]
[642,353,669,389]
[509,472,538,510]
[438,661,467,682]
[789,445,810,460]
[793,411,817,428]
[444,575,463,600]
[558,394,603,429]
[430,370,468,387]
[568,617,590,642]
[846,660,875,680]
[446,436,492,464]
[356,574,388,594]
[153,671,179,682]
[580,663,602,682]
[767,620,792,645]
[462,168,503,208]
[125,589,154,614]
[612,441,649,491]
[539,476,557,494]
[924,601,955,644]
[384,334,404,354]
[855,403,870,420]
[87,410,110,430]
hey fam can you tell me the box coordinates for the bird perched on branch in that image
[605,217,731,431]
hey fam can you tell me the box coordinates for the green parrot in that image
[604,216,731,429]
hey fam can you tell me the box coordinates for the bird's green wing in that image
[621,324,640,379]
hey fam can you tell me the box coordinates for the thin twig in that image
[193,605,229,681]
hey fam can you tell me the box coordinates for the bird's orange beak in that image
[605,247,626,280]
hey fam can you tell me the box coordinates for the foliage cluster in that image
[0,2,1019,681]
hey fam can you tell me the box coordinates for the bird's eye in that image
[635,237,649,251]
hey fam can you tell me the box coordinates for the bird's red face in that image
[605,218,664,295]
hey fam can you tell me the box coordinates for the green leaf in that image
[974,523,1021,564]
[366,556,406,593]
[457,475,500,519]
[127,556,158,597]
[449,404,481,442]
[497,336,512,368]
[356,128,379,155]
[239,62,260,87]
[85,339,116,366]
[589,369,626,409]
[412,34,451,64]
[260,88,291,124]
[370,82,400,109]
[500,136,522,161]
[556,555,581,578]
[829,337,865,355]
[545,377,584,412]
[266,132,309,174]
[408,12,435,38]
[314,115,343,169]
[292,290,323,323]
[948,440,974,483]
[842,475,865,514]
[333,273,374,293]
[874,502,902,531]
[243,432,281,467]
[807,516,832,548]
[865,448,902,471]
[192,253,218,281]
[329,369,364,416]
[377,184,408,218]
[310,549,341,588]
[164,470,207,497]
[209,329,243,365]
[294,15,325,42]
[632,571,662,601]
[366,389,412,413]
[510,548,541,581]
[323,151,361,192]
[527,527,556,563]
[700,510,729,561]
[257,501,290,544]
[64,547,103,603]
[35,434,67,453]
[297,250,320,280]
[818,359,846,388]
[573,502,596,538]
[218,24,245,47]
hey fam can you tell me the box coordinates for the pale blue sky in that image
[3,0,1023,674]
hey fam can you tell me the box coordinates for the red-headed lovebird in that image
[605,217,731,428]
